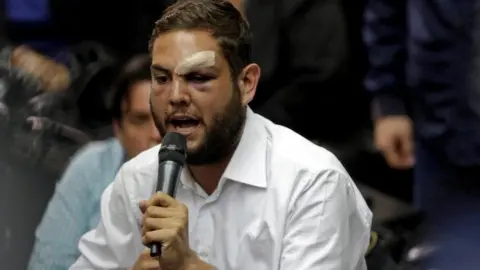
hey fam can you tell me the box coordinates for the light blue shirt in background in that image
[27,138,124,270]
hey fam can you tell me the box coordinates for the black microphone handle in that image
[150,160,183,257]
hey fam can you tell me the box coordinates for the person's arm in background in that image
[69,163,145,269]
[0,0,70,92]
[0,0,69,94]
[27,144,104,270]
[363,0,414,169]
[0,36,70,93]
[364,0,407,118]
[280,170,372,269]
[9,45,70,91]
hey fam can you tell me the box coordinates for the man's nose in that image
[169,78,191,106]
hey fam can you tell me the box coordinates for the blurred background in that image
[1,0,479,269]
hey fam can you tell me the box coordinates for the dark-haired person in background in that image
[27,55,161,270]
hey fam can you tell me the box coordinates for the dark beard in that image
[151,89,246,165]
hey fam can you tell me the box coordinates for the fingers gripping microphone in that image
[150,132,187,257]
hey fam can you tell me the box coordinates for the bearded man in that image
[70,1,372,269]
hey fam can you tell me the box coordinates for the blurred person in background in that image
[0,0,174,118]
[0,0,174,120]
[1,1,170,268]
[364,0,480,268]
[27,55,161,270]
[230,0,368,144]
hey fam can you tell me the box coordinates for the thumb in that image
[382,138,403,168]
[399,132,415,166]
[139,200,149,213]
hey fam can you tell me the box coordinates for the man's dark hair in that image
[110,54,151,121]
[148,0,252,79]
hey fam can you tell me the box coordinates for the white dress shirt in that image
[70,108,373,270]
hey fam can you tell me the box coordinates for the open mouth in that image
[169,115,200,135]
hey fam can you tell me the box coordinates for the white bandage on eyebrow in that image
[174,51,216,75]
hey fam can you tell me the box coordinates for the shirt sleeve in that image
[69,165,144,270]
[280,170,373,270]
[363,0,408,117]
[27,146,102,270]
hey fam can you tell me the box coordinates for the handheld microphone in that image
[150,132,187,257]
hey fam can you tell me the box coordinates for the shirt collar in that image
[180,107,268,191]
[222,107,268,188]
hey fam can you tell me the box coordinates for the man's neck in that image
[188,118,246,195]
[188,155,232,195]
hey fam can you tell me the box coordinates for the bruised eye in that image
[185,73,214,84]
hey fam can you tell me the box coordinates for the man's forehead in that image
[151,30,221,68]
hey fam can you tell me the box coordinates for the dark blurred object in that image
[0,41,118,174]
[44,0,174,57]
[0,41,119,270]
[246,0,370,143]
[366,231,401,270]
[361,186,424,270]
[379,212,426,263]
[0,57,71,270]
[69,41,119,131]
[341,0,368,92]
[0,152,58,270]
[395,224,480,270]
[0,66,81,174]
[364,211,426,270]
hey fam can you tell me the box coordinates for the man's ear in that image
[238,63,261,106]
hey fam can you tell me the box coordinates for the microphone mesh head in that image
[159,132,187,163]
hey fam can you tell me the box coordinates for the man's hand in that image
[140,192,194,270]
[131,248,162,270]
[374,115,415,169]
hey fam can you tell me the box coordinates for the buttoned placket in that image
[187,177,228,262]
